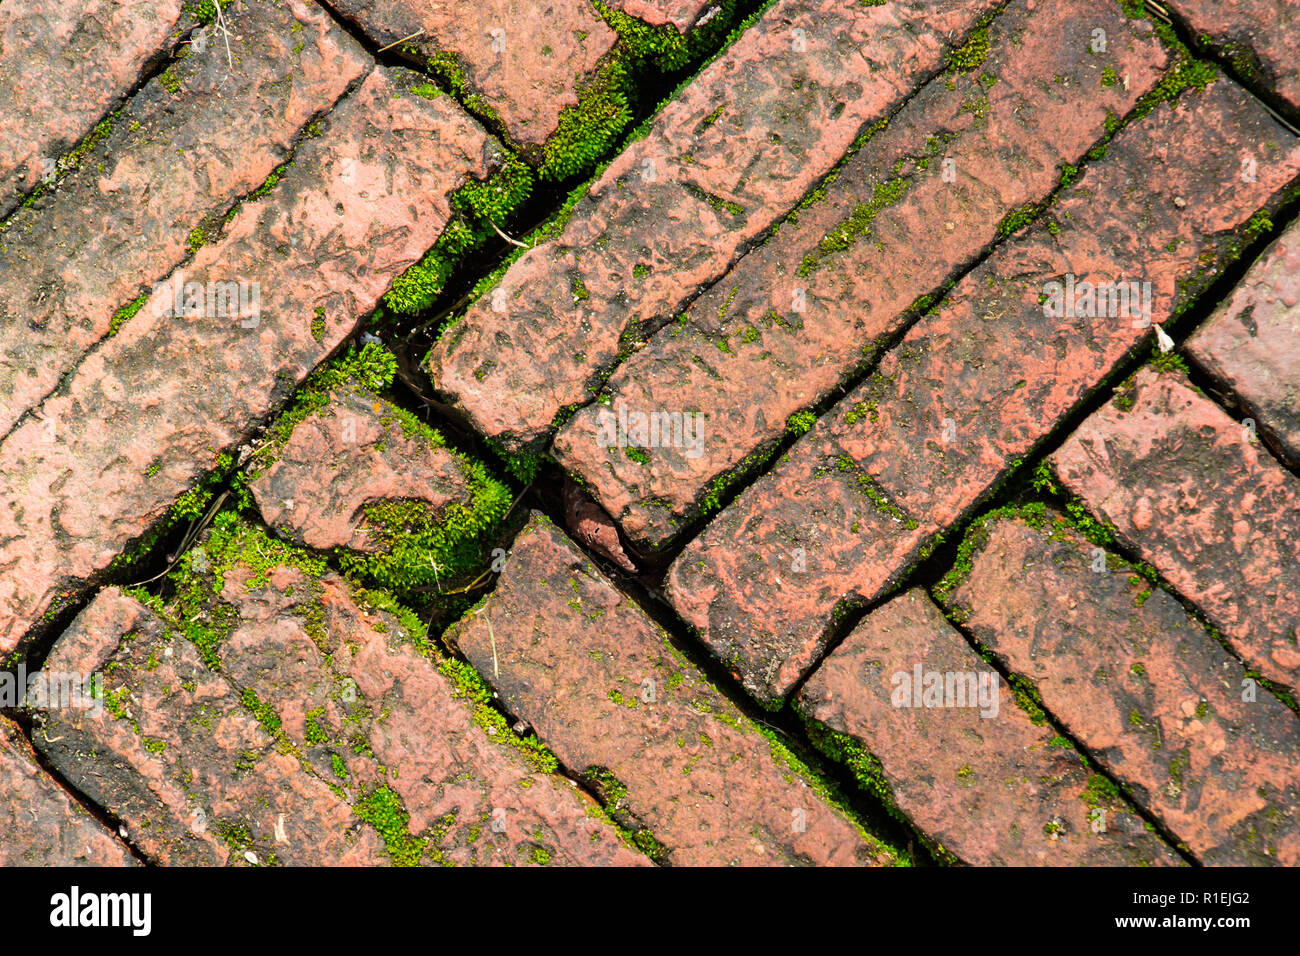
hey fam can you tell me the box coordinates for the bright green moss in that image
[109,293,148,336]
[538,59,633,182]
[353,786,426,866]
[799,176,910,275]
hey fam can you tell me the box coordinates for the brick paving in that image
[1,0,1298,867]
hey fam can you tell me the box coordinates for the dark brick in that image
[0,715,135,866]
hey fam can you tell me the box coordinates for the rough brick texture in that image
[328,0,617,151]
[0,0,183,218]
[0,67,500,655]
[36,588,391,866]
[0,715,135,866]
[249,388,474,554]
[428,0,1001,455]
[1187,217,1300,463]
[946,512,1300,865]
[446,513,898,866]
[797,590,1180,866]
[1053,368,1300,695]
[668,78,1300,706]
[0,0,369,437]
[555,0,1168,551]
[1163,0,1300,115]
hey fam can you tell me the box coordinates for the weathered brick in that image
[668,77,1300,706]
[945,511,1300,865]
[328,0,617,151]
[428,0,1000,456]
[1186,217,1300,463]
[604,0,717,33]
[555,0,1168,551]
[446,513,899,866]
[797,590,1180,866]
[161,516,646,867]
[0,0,370,437]
[36,587,391,866]
[249,387,478,554]
[1052,368,1300,695]
[1162,0,1300,115]
[0,66,500,655]
[0,0,183,217]
[0,715,135,866]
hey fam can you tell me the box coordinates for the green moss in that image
[785,410,818,436]
[437,656,559,774]
[538,59,633,182]
[353,786,426,866]
[109,293,149,337]
[383,156,534,315]
[799,176,910,276]
[946,26,990,73]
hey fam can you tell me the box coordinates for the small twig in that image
[488,219,531,250]
[125,489,229,588]
[211,0,234,71]
[378,29,425,53]
[488,618,499,679]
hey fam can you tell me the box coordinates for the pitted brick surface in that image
[798,590,1180,867]
[0,715,135,866]
[249,388,472,554]
[668,78,1300,706]
[428,0,1001,456]
[35,588,390,866]
[329,0,617,150]
[1163,0,1300,114]
[0,0,184,218]
[555,0,1168,551]
[1187,217,1300,462]
[0,0,369,437]
[0,67,498,656]
[1053,369,1300,695]
[447,514,898,866]
[946,512,1300,865]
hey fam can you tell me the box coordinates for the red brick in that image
[36,588,391,866]
[797,590,1180,866]
[604,0,716,32]
[668,78,1300,707]
[554,0,1168,551]
[328,0,617,151]
[0,715,135,866]
[249,387,475,554]
[445,513,899,866]
[0,0,184,217]
[1186,217,1300,463]
[946,512,1300,865]
[0,0,370,437]
[172,517,647,867]
[0,67,499,655]
[1163,0,1300,115]
[1052,368,1300,695]
[428,0,1001,456]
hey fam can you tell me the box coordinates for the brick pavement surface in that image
[2,0,1298,868]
